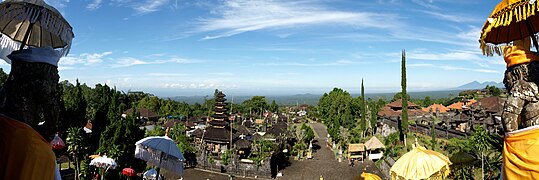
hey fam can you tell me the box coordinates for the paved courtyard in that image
[183,122,386,180]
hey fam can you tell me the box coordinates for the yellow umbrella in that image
[480,0,539,56]
[361,172,382,180]
[390,146,452,180]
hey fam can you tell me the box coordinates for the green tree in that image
[318,88,356,142]
[485,85,501,96]
[360,79,366,137]
[269,100,279,113]
[469,126,492,180]
[400,50,409,144]
[67,127,88,180]
[0,67,7,86]
[301,123,315,144]
[243,96,269,115]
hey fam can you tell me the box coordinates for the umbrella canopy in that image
[390,146,452,180]
[143,169,162,180]
[480,0,539,56]
[450,151,476,165]
[135,136,185,176]
[50,133,65,150]
[361,172,382,180]
[122,167,136,177]
[89,155,117,170]
[0,0,74,62]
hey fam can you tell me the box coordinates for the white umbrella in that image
[135,136,185,178]
[143,169,163,180]
[90,155,117,180]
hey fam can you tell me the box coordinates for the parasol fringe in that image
[0,4,73,56]
[480,0,539,56]
[0,33,21,63]
[135,144,184,175]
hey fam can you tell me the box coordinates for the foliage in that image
[242,96,269,115]
[485,85,502,97]
[0,68,7,86]
[67,127,88,180]
[269,100,279,113]
[360,79,367,137]
[400,50,409,143]
[97,114,145,170]
[249,140,275,166]
[221,149,232,165]
[168,124,196,153]
[318,88,358,142]
[146,126,165,137]
[300,123,315,144]
[78,159,91,180]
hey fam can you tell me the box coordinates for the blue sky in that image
[2,0,504,96]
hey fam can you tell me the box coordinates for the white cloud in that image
[197,0,399,39]
[112,56,199,68]
[421,10,481,23]
[147,73,189,77]
[133,0,170,14]
[59,51,112,69]
[86,0,102,10]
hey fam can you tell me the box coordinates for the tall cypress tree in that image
[360,79,366,137]
[400,50,408,144]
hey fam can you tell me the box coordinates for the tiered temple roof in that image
[203,91,231,144]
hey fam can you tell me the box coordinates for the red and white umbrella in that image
[122,167,136,177]
[50,133,65,150]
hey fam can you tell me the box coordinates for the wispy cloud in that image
[86,0,103,10]
[133,0,170,14]
[112,56,199,68]
[421,10,481,23]
[261,59,364,67]
[197,0,400,40]
[147,73,189,77]
[412,0,439,9]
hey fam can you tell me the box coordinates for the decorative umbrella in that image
[50,132,65,150]
[361,172,382,180]
[143,169,161,180]
[480,0,539,56]
[122,167,136,177]
[390,145,452,180]
[135,136,185,179]
[0,0,74,63]
[90,155,117,180]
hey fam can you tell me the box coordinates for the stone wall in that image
[196,155,272,178]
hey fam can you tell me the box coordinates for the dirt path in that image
[277,122,386,180]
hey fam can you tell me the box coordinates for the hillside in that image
[169,90,461,105]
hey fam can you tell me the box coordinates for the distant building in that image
[122,108,159,122]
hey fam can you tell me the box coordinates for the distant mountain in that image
[454,81,504,90]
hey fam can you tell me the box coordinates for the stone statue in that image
[501,38,539,132]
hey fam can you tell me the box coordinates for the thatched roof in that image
[234,139,251,149]
[348,143,365,152]
[236,125,252,136]
[124,108,158,118]
[364,136,385,150]
[203,126,231,143]
[471,96,503,113]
